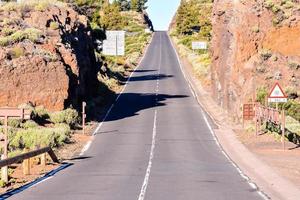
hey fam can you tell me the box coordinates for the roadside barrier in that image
[0,147,59,183]
[254,104,286,150]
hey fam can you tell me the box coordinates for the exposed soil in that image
[236,125,300,188]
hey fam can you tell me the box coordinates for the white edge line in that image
[78,34,154,156]
[167,34,270,200]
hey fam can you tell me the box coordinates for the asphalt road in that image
[8,32,262,200]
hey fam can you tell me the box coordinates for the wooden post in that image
[281,110,286,151]
[1,116,8,183]
[82,102,86,135]
[41,153,46,167]
[22,149,30,175]
[1,154,8,183]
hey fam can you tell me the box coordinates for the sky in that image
[146,0,181,30]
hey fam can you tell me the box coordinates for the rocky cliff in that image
[0,1,99,111]
[211,0,300,119]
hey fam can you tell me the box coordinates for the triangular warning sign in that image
[268,83,287,98]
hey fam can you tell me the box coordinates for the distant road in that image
[9,32,262,200]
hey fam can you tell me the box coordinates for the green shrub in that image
[64,108,79,127]
[264,0,274,9]
[49,22,59,30]
[0,28,42,47]
[8,46,24,59]
[2,28,14,36]
[34,106,49,119]
[21,120,38,129]
[49,111,65,124]
[9,126,70,150]
[260,49,272,60]
[8,119,22,128]
[256,87,268,105]
[49,108,79,127]
[0,180,7,188]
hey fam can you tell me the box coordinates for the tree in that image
[117,0,131,11]
[131,0,147,12]
[99,2,125,30]
[175,0,199,35]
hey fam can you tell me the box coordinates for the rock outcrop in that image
[211,0,300,119]
[0,1,99,111]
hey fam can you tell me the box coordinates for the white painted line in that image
[79,141,92,156]
[138,110,157,200]
[168,34,270,200]
[138,33,162,200]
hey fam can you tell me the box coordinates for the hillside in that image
[170,0,300,123]
[0,0,152,112]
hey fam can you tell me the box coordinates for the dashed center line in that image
[138,33,162,200]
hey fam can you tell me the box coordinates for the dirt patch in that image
[236,126,300,187]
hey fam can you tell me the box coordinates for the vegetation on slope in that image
[170,0,213,84]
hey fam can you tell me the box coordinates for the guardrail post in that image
[41,153,47,168]
[22,149,30,175]
[1,154,8,183]
[281,110,286,151]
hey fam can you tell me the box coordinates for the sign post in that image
[82,102,86,135]
[0,108,30,183]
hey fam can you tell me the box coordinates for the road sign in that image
[192,41,207,50]
[103,31,125,56]
[268,83,287,103]
[243,104,255,120]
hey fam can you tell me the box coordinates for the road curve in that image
[8,32,262,200]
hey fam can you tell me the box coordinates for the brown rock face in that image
[211,0,300,119]
[0,2,99,111]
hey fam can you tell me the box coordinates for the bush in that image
[8,46,24,59]
[21,120,38,129]
[9,126,70,150]
[256,87,268,105]
[34,106,49,119]
[8,119,22,128]
[260,49,272,60]
[49,111,65,124]
[49,108,79,127]
[64,108,79,127]
[49,22,59,30]
[0,28,42,47]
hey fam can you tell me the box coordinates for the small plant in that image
[49,22,59,30]
[0,180,7,188]
[2,28,14,36]
[49,111,65,124]
[256,87,268,105]
[288,61,300,70]
[8,119,22,128]
[260,49,272,60]
[8,46,25,59]
[251,26,260,33]
[264,0,274,9]
[49,108,79,127]
[21,120,38,129]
